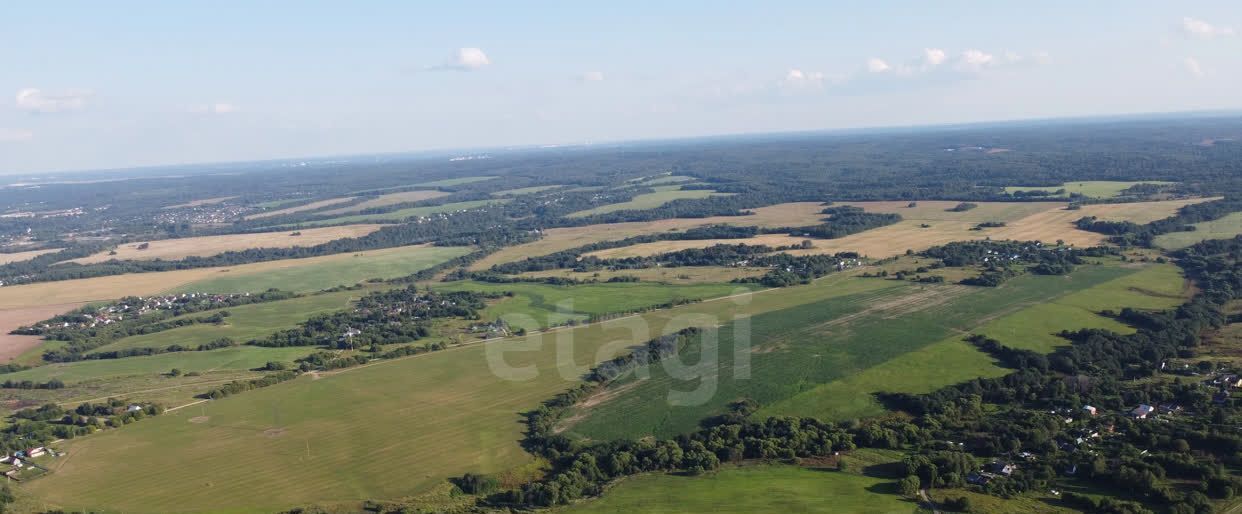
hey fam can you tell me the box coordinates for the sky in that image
[1,1,1240,174]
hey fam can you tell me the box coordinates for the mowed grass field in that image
[567,186,733,218]
[433,280,757,330]
[289,198,510,227]
[761,261,1188,421]
[492,185,564,196]
[315,190,451,216]
[3,346,314,384]
[519,266,768,285]
[87,289,364,354]
[1003,180,1174,198]
[583,199,1213,260]
[1155,212,1242,250]
[171,245,470,293]
[562,263,1141,441]
[470,202,832,270]
[24,274,894,513]
[65,225,384,264]
[415,175,498,187]
[0,248,61,265]
[164,196,238,209]
[245,197,356,219]
[563,464,914,514]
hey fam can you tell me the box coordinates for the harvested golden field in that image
[164,196,237,209]
[0,244,452,311]
[0,248,60,265]
[0,303,87,362]
[65,225,384,264]
[581,199,1211,260]
[470,202,829,270]
[316,190,450,216]
[245,197,355,219]
[519,266,768,284]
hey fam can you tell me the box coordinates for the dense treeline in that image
[784,206,901,239]
[249,287,487,348]
[921,240,1115,287]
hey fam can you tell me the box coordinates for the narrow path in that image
[919,489,942,514]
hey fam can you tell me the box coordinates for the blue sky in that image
[1,1,1239,174]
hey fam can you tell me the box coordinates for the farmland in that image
[433,280,757,330]
[64,224,384,264]
[287,198,510,226]
[3,345,313,384]
[761,261,1187,421]
[564,464,914,514]
[519,266,768,284]
[492,185,564,196]
[164,196,238,209]
[244,196,356,219]
[561,263,1140,441]
[1155,211,1242,250]
[1003,180,1175,198]
[315,190,451,215]
[567,186,733,218]
[0,248,61,265]
[22,274,894,513]
[415,175,498,187]
[470,202,832,270]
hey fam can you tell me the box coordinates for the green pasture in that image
[291,199,509,226]
[491,185,563,196]
[2,346,313,384]
[1154,212,1242,250]
[1003,180,1174,198]
[415,176,498,187]
[567,187,731,218]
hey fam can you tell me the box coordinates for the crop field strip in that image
[313,190,451,216]
[63,224,384,264]
[1002,180,1175,198]
[283,198,511,227]
[561,263,1142,441]
[0,248,62,265]
[24,273,893,513]
[759,261,1187,421]
[1154,211,1242,250]
[244,197,357,220]
[566,186,733,218]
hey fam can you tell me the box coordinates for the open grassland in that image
[1,370,263,412]
[23,274,893,513]
[584,199,1212,260]
[415,175,498,187]
[564,264,1138,441]
[2,346,314,384]
[567,186,732,218]
[520,266,767,285]
[88,290,363,354]
[290,198,510,227]
[171,245,470,293]
[470,202,831,270]
[492,185,564,196]
[434,280,757,330]
[0,248,61,265]
[164,196,237,209]
[632,175,697,186]
[563,464,914,514]
[315,190,451,215]
[760,262,1186,421]
[1003,180,1174,198]
[244,197,356,220]
[65,225,384,264]
[1155,212,1242,250]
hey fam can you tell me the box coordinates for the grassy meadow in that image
[567,186,732,218]
[492,185,564,196]
[1003,181,1175,198]
[288,198,509,226]
[2,346,313,384]
[22,274,892,513]
[563,464,915,514]
[65,224,383,264]
[1154,212,1242,250]
[414,175,498,187]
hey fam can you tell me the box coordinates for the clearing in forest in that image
[0,248,61,265]
[315,190,451,215]
[64,224,384,264]
[1003,180,1175,198]
[1155,211,1242,250]
[245,197,357,219]
[288,198,510,227]
[567,186,733,218]
[163,196,238,209]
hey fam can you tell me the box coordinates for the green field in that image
[22,274,892,513]
[434,280,757,330]
[1154,212,1242,250]
[567,186,732,218]
[2,346,313,384]
[564,464,914,514]
[288,199,509,226]
[631,175,696,186]
[1003,180,1174,198]
[492,185,563,196]
[87,290,363,354]
[563,264,1139,440]
[415,176,498,187]
[761,262,1185,421]
[172,245,470,293]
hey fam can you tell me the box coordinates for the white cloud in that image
[580,71,605,82]
[431,47,491,71]
[866,58,891,73]
[15,88,91,113]
[923,48,946,66]
[958,49,996,71]
[1183,57,1204,78]
[189,102,239,114]
[1181,17,1234,39]
[0,128,33,142]
[781,68,826,89]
